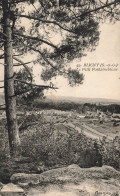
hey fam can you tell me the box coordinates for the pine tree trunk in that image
[2,0,20,157]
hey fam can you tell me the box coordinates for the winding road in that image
[63,122,113,140]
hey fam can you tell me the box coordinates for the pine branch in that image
[13,32,58,50]
[15,14,76,34]
[0,54,4,59]
[0,62,4,65]
[0,104,6,107]
[14,79,58,89]
[15,0,120,23]
[15,87,33,96]
[10,0,29,3]
[28,46,58,70]
[0,108,6,111]
[26,45,65,75]
[13,57,33,83]
[75,0,120,19]
[0,31,8,38]
[13,53,24,57]
[14,61,33,66]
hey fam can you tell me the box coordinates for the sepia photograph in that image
[0,0,120,195]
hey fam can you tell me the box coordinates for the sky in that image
[0,21,120,100]
[35,22,120,100]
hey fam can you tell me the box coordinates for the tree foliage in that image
[0,0,120,87]
[15,68,45,104]
[0,0,99,87]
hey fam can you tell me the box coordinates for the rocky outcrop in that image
[10,165,120,196]
[0,183,24,196]
[11,165,120,185]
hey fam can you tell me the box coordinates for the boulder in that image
[11,165,120,186]
[67,164,80,169]
[10,165,120,196]
[10,173,40,186]
[32,161,47,173]
[0,183,24,196]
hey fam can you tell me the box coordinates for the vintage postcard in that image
[0,0,120,195]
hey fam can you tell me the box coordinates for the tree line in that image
[30,100,120,114]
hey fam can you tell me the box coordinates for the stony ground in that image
[1,164,119,196]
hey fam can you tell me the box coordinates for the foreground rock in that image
[10,165,120,196]
[0,183,24,196]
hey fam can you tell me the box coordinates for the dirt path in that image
[63,122,112,140]
[81,123,113,140]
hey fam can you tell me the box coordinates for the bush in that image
[0,112,119,183]
[18,114,120,170]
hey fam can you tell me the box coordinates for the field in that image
[33,109,120,140]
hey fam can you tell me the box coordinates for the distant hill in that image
[45,95,120,105]
[0,92,120,105]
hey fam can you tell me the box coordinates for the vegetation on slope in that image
[0,112,119,183]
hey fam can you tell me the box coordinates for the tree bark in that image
[2,0,20,157]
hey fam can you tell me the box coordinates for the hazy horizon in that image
[46,94,120,101]
[0,91,120,103]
